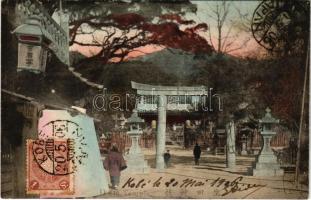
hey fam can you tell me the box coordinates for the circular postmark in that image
[32,139,76,175]
[39,120,82,140]
[35,120,88,175]
[251,0,309,52]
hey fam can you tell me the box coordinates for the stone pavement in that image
[97,146,308,199]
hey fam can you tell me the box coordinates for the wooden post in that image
[295,43,309,186]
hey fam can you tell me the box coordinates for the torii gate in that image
[131,81,209,170]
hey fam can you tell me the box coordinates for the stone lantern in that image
[12,16,50,73]
[125,110,150,173]
[253,107,284,176]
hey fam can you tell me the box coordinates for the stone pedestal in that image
[125,132,150,173]
[253,133,284,176]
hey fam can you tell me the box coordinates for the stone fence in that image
[98,128,292,156]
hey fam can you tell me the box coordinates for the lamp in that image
[12,16,51,73]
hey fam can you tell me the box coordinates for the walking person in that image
[104,144,127,189]
[193,143,201,165]
[164,150,171,168]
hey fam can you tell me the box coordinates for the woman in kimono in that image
[104,144,127,189]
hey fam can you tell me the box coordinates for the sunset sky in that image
[70,1,266,59]
[191,1,265,57]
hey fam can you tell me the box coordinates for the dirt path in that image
[97,146,308,199]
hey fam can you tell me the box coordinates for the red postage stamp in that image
[26,139,74,196]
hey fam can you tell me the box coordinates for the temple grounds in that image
[98,145,308,199]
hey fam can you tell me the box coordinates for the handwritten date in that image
[122,176,264,196]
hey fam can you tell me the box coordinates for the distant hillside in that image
[132,48,243,82]
[73,47,260,91]
[134,48,200,78]
[73,48,204,84]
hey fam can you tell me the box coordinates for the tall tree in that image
[67,2,213,67]
[203,0,250,54]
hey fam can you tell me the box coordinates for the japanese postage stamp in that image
[26,139,74,196]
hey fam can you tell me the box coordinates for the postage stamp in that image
[26,139,74,196]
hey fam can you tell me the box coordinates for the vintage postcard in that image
[1,0,309,199]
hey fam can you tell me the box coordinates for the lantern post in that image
[13,16,51,73]
[253,107,284,176]
[125,110,150,173]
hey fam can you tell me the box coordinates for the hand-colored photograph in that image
[1,0,310,199]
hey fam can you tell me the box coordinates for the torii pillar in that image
[156,95,167,169]
[226,120,236,169]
